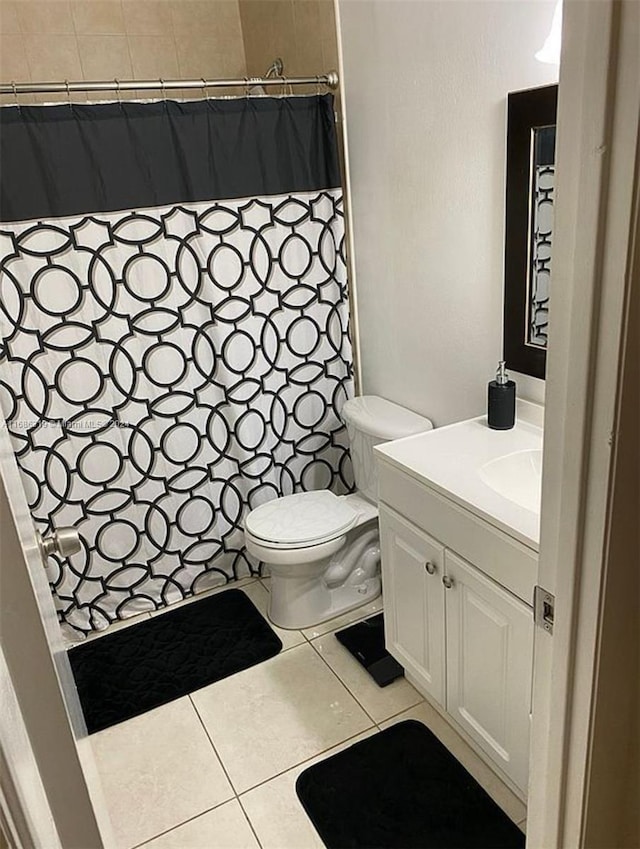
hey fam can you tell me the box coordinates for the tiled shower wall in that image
[239,0,338,86]
[0,0,338,103]
[0,0,246,101]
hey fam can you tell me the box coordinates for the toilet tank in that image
[341,395,433,503]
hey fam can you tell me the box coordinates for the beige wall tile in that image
[77,34,132,79]
[240,0,306,78]
[317,0,337,48]
[0,2,23,35]
[293,33,323,76]
[122,0,172,35]
[292,0,319,46]
[128,35,178,79]
[24,33,82,79]
[172,0,245,78]
[72,0,125,34]
[175,34,244,79]
[30,91,88,102]
[0,33,29,80]
[239,0,338,79]
[14,0,75,34]
[263,0,295,72]
[321,36,338,72]
[293,0,331,75]
[171,0,241,38]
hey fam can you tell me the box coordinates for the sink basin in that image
[479,449,542,513]
[374,400,544,549]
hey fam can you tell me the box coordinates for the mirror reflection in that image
[528,125,556,349]
[503,84,558,380]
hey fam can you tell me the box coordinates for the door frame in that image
[0,424,114,848]
[0,644,61,849]
[528,0,639,845]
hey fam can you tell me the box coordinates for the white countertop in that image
[374,401,543,550]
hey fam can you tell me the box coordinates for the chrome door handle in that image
[37,528,81,561]
[442,575,454,589]
[425,561,437,575]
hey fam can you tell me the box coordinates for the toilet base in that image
[268,571,381,630]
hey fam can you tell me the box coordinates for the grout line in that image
[128,799,234,849]
[299,602,384,643]
[373,699,426,728]
[236,795,264,849]
[306,634,379,727]
[186,642,378,798]
[304,612,425,732]
[237,724,378,799]
[188,694,241,798]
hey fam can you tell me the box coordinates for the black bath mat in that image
[335,613,404,687]
[69,589,282,734]
[296,720,525,849]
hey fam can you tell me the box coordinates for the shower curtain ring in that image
[65,79,72,109]
[280,75,292,98]
[11,81,20,110]
[244,77,250,97]
[316,75,321,96]
[201,77,208,101]
[160,77,166,100]
[115,78,126,111]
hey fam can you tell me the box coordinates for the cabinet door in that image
[379,505,445,706]
[444,550,533,793]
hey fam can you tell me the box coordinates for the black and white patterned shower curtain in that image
[0,96,353,638]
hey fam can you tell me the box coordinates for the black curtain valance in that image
[0,94,340,222]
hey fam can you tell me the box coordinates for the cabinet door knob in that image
[442,575,454,589]
[425,561,437,575]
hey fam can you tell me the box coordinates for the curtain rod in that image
[0,71,339,97]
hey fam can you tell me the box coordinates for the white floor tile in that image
[301,595,383,640]
[241,580,306,651]
[138,800,260,849]
[379,701,527,826]
[191,642,373,793]
[311,632,423,723]
[240,729,377,849]
[91,698,234,849]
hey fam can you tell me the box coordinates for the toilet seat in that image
[245,490,359,548]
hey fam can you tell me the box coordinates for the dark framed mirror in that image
[503,84,558,380]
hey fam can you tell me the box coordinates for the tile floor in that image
[88,578,527,849]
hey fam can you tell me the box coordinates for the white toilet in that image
[244,395,433,629]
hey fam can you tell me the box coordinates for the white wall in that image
[338,0,558,425]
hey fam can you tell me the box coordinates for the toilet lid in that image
[245,491,359,546]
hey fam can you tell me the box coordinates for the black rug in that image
[69,589,282,734]
[335,613,404,687]
[296,720,525,849]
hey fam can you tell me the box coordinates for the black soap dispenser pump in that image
[488,361,516,430]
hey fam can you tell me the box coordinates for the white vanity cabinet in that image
[443,549,533,793]
[378,485,536,796]
[379,506,446,707]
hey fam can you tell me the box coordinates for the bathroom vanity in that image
[374,401,543,798]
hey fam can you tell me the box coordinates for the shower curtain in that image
[0,96,354,638]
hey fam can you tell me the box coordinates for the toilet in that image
[244,395,433,629]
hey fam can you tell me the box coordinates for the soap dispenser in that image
[488,361,516,430]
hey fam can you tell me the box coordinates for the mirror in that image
[503,84,558,379]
